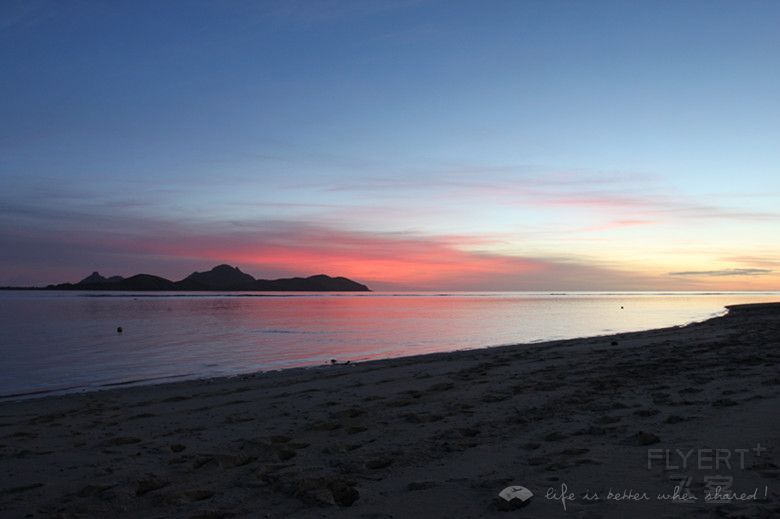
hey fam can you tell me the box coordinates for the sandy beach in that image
[1,302,778,518]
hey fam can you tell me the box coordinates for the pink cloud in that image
[1,208,674,289]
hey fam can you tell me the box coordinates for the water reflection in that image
[0,291,777,398]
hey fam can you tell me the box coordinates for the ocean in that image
[0,290,777,399]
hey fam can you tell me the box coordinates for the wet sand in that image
[1,302,778,518]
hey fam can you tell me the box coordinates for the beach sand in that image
[1,302,778,518]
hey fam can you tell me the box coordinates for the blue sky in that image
[1,0,779,289]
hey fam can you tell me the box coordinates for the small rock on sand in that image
[135,477,169,496]
[365,456,393,469]
[407,481,438,491]
[276,448,296,461]
[631,431,660,446]
[329,480,359,507]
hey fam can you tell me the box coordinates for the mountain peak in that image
[77,271,126,285]
[78,272,106,285]
[212,264,243,272]
[178,264,256,290]
[43,265,369,291]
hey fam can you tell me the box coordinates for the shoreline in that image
[0,303,735,403]
[1,302,778,517]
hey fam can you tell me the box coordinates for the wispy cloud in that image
[720,255,780,268]
[2,164,778,290]
[319,165,779,222]
[669,268,772,277]
[0,201,670,290]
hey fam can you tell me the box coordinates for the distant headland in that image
[2,264,371,292]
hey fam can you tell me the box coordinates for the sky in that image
[1,0,779,290]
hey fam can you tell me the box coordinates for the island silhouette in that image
[6,264,370,292]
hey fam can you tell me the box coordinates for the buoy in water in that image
[117,326,123,334]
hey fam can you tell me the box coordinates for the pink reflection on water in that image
[0,291,778,398]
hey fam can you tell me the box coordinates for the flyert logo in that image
[647,443,767,470]
[648,443,769,505]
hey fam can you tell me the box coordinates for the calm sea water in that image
[0,291,777,399]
